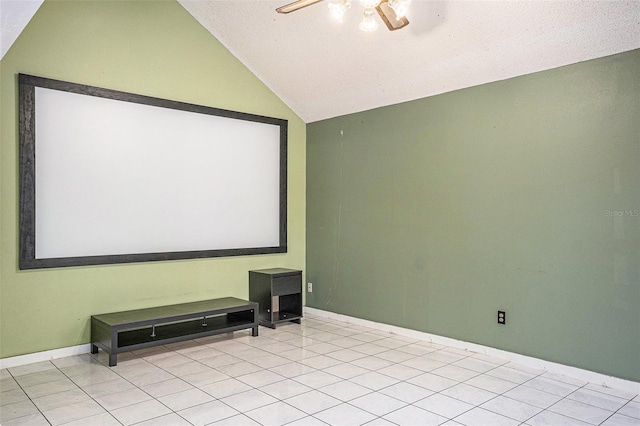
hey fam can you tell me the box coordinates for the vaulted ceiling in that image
[2,0,639,123]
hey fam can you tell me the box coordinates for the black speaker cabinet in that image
[249,268,302,328]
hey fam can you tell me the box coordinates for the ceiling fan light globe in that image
[359,8,378,31]
[328,0,351,22]
[360,0,381,9]
[388,0,410,19]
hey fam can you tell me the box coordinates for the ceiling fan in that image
[276,0,411,32]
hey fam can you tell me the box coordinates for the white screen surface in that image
[34,87,282,259]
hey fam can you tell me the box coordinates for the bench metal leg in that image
[91,344,99,354]
[108,353,117,367]
[252,326,259,337]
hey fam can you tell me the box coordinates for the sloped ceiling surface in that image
[0,0,44,58]
[178,0,639,122]
[2,1,639,123]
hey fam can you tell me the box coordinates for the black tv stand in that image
[91,297,258,366]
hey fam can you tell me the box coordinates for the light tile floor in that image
[1,314,638,425]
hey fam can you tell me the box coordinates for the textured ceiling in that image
[3,1,639,123]
[0,0,44,58]
[179,0,639,122]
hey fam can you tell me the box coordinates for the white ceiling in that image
[0,0,44,58]
[3,1,639,123]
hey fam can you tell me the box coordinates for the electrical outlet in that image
[498,311,506,325]
[307,282,313,293]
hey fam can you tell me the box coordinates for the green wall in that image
[0,0,305,358]
[307,50,640,382]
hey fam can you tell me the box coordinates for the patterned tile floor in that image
[1,314,638,425]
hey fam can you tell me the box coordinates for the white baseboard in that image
[2,311,638,396]
[304,306,640,395]
[0,344,92,370]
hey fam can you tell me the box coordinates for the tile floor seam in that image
[598,411,618,426]
[314,399,381,424]
[314,380,374,402]
[588,384,639,401]
[613,398,640,421]
[252,385,323,424]
[18,361,100,424]
[5,365,60,425]
[514,392,561,425]
[458,383,521,422]
[55,361,125,425]
[528,382,613,426]
[77,356,188,425]
[424,394,477,423]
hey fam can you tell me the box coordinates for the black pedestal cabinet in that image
[249,268,302,328]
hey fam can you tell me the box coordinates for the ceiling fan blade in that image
[376,0,409,31]
[277,0,324,14]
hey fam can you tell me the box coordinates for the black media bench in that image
[91,297,258,366]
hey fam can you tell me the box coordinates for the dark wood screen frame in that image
[18,74,288,269]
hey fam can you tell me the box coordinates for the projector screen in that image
[19,74,287,269]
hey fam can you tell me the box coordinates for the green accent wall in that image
[0,0,305,358]
[307,50,640,382]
